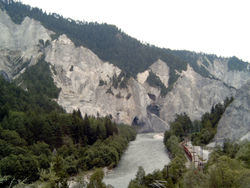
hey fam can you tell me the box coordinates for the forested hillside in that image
[0,76,136,187]
[171,50,250,78]
[0,0,187,88]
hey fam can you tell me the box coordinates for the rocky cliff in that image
[214,81,250,142]
[159,65,236,122]
[0,9,249,136]
[196,55,250,89]
[0,9,52,79]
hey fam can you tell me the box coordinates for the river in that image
[103,133,170,188]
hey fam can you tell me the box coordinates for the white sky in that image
[21,0,250,62]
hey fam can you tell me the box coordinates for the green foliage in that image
[0,105,9,121]
[166,113,193,141]
[87,168,106,188]
[16,55,61,99]
[52,154,68,187]
[208,156,245,188]
[170,50,214,78]
[146,71,168,96]
[0,128,26,146]
[80,126,135,170]
[163,97,234,147]
[236,141,250,168]
[182,168,208,188]
[191,97,233,145]
[171,51,250,81]
[0,73,136,186]
[0,75,63,114]
[0,154,39,183]
[128,167,167,188]
[136,98,247,188]
[201,141,250,188]
[135,166,145,185]
[111,72,129,89]
[228,56,249,71]
[165,136,185,160]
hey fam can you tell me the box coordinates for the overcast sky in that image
[21,0,250,62]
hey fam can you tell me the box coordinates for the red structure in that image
[182,142,192,161]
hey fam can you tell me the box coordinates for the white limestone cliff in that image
[214,81,250,142]
[45,35,153,127]
[197,56,250,89]
[0,9,52,79]
[159,65,236,123]
[0,10,248,137]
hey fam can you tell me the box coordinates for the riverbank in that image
[67,167,111,188]
[103,133,170,188]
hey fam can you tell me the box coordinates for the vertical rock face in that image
[44,35,170,132]
[0,11,52,52]
[214,81,250,142]
[0,9,52,79]
[135,62,237,130]
[45,35,151,127]
[159,66,236,122]
[196,56,250,89]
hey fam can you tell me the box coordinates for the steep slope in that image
[0,0,187,88]
[44,34,169,132]
[196,55,250,89]
[0,8,52,79]
[137,59,169,98]
[158,65,236,122]
[0,9,169,132]
[136,62,236,124]
[171,50,250,89]
[0,4,249,135]
[214,81,250,142]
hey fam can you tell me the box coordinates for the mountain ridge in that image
[0,0,249,139]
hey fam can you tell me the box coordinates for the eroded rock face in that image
[0,11,248,135]
[0,9,52,79]
[197,56,250,89]
[44,35,171,131]
[214,81,250,142]
[149,59,169,88]
[159,66,236,123]
[45,35,153,127]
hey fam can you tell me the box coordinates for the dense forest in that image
[128,101,250,188]
[15,54,61,100]
[0,74,136,187]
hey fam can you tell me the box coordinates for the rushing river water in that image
[103,133,170,188]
